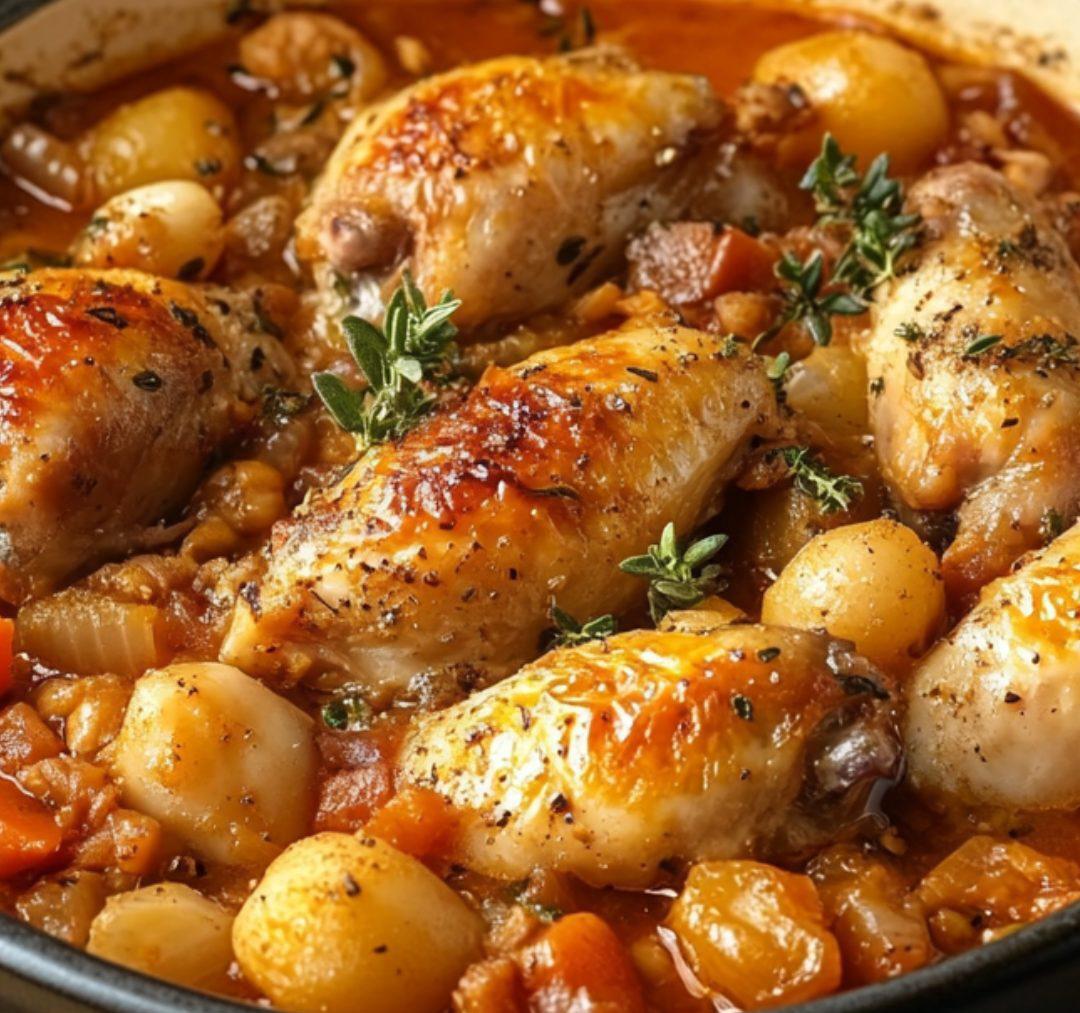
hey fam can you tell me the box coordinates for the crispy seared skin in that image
[221,322,780,693]
[0,269,292,603]
[905,523,1080,811]
[296,49,729,333]
[864,163,1080,603]
[399,624,901,888]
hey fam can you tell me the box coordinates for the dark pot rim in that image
[3,893,1080,1012]
[1,0,1079,1010]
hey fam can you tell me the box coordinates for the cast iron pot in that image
[2,0,1080,1009]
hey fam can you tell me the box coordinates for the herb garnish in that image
[261,387,312,425]
[321,693,371,731]
[894,321,924,343]
[546,602,617,649]
[801,134,922,298]
[619,522,728,623]
[766,351,792,402]
[962,333,1003,358]
[1040,508,1067,545]
[778,446,862,513]
[313,272,461,450]
[754,250,865,349]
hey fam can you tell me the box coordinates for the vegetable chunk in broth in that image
[4,1,1080,1009]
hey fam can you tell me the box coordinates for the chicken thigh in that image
[399,625,901,888]
[0,268,293,604]
[863,163,1080,603]
[221,322,780,692]
[905,522,1080,812]
[296,48,731,333]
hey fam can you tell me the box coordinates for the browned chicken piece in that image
[0,269,293,604]
[296,48,790,335]
[863,163,1080,603]
[221,322,781,694]
[398,625,901,888]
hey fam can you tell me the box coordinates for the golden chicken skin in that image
[221,322,780,693]
[905,522,1080,812]
[863,163,1080,604]
[0,268,293,604]
[296,48,728,333]
[398,624,901,888]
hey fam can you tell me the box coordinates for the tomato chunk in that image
[0,776,62,877]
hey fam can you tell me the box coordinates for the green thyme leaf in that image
[800,134,922,299]
[894,321,924,342]
[261,386,312,425]
[619,522,728,623]
[314,271,461,450]
[546,602,617,649]
[779,446,863,514]
[321,693,371,731]
[755,250,866,349]
[1040,508,1067,545]
[962,333,1003,358]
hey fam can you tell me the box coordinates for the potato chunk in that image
[665,861,841,1009]
[87,883,234,992]
[762,519,945,672]
[72,180,224,279]
[233,833,482,1013]
[111,663,316,866]
[85,87,240,200]
[754,30,947,173]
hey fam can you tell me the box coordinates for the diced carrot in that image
[709,226,779,295]
[666,860,842,1009]
[364,785,458,862]
[518,912,647,1013]
[0,618,13,698]
[626,222,777,306]
[0,776,62,877]
[0,702,64,777]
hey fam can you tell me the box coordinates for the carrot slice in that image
[0,776,62,877]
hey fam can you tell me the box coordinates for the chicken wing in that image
[905,522,1080,812]
[295,48,730,333]
[398,625,901,888]
[863,163,1080,603]
[0,268,293,604]
[220,322,780,693]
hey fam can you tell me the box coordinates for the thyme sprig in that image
[547,603,617,649]
[620,522,728,623]
[779,445,863,513]
[801,134,922,298]
[313,272,461,450]
[754,250,865,349]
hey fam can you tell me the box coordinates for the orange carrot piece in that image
[0,776,62,877]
